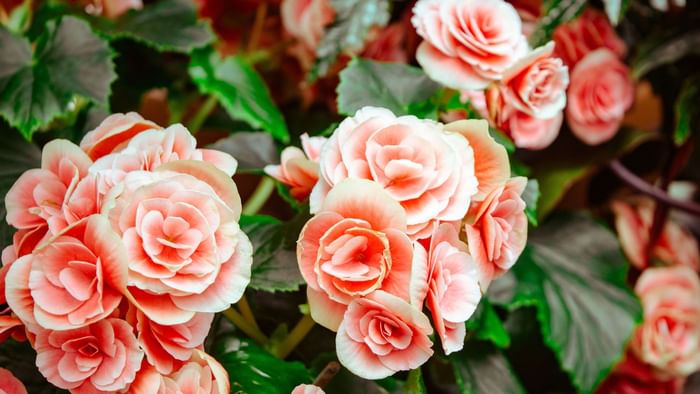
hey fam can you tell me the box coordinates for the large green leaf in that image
[240,213,308,292]
[674,77,700,146]
[532,129,656,221]
[466,299,510,349]
[101,0,213,53]
[313,0,390,78]
[529,0,587,47]
[189,47,289,143]
[216,337,312,394]
[489,214,642,393]
[633,31,700,79]
[207,131,278,174]
[337,58,441,117]
[450,341,525,394]
[0,16,116,140]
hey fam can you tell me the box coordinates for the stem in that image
[237,295,261,332]
[242,176,276,215]
[274,314,316,359]
[609,160,700,216]
[247,2,268,53]
[222,308,268,344]
[313,361,340,388]
[186,95,218,134]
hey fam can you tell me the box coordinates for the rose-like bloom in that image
[552,8,627,68]
[362,23,409,63]
[0,367,27,394]
[596,350,685,394]
[106,161,253,325]
[411,223,481,354]
[412,0,527,90]
[132,350,229,394]
[281,0,334,51]
[336,290,433,379]
[5,215,127,331]
[136,309,214,374]
[0,262,25,344]
[80,112,161,160]
[298,179,415,331]
[292,384,326,394]
[489,102,563,150]
[265,134,326,201]
[464,177,528,289]
[631,266,700,378]
[566,49,634,145]
[612,197,700,271]
[498,42,569,119]
[34,318,143,393]
[5,140,92,234]
[314,107,478,239]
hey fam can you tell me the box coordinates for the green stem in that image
[242,177,275,215]
[274,314,316,359]
[186,95,218,134]
[222,308,268,344]
[238,295,261,332]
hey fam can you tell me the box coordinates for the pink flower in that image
[499,107,563,150]
[0,367,28,394]
[292,384,326,394]
[508,0,542,37]
[5,215,127,331]
[631,266,700,378]
[5,140,92,234]
[34,318,143,393]
[464,177,528,289]
[499,42,569,119]
[612,197,700,271]
[596,350,685,394]
[130,351,229,394]
[0,262,26,344]
[314,107,478,239]
[298,179,415,331]
[362,23,409,63]
[281,0,335,51]
[552,8,627,69]
[566,49,634,145]
[412,0,527,90]
[336,290,433,379]
[107,161,253,325]
[265,134,326,201]
[101,0,142,18]
[80,112,161,161]
[411,223,481,354]
[136,309,214,374]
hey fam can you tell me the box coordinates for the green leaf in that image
[466,299,510,349]
[313,0,390,78]
[489,213,642,393]
[634,31,700,78]
[602,0,629,25]
[450,341,525,394]
[216,337,312,394]
[529,0,587,47]
[532,129,656,221]
[100,0,213,53]
[240,212,308,292]
[404,368,427,394]
[674,77,700,146]
[522,179,540,226]
[337,58,441,117]
[0,16,116,140]
[189,47,289,143]
[207,131,278,173]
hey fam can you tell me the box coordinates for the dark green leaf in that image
[490,214,642,393]
[241,211,308,292]
[450,341,525,394]
[466,299,510,349]
[602,0,629,25]
[532,129,656,221]
[529,0,587,47]
[404,368,427,394]
[101,0,213,53]
[337,58,441,117]
[313,0,390,78]
[674,77,700,146]
[189,47,289,143]
[0,16,116,140]
[217,337,312,394]
[522,179,540,226]
[634,31,700,78]
[207,131,278,173]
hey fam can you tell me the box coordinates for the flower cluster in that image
[1,113,251,393]
[268,106,528,379]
